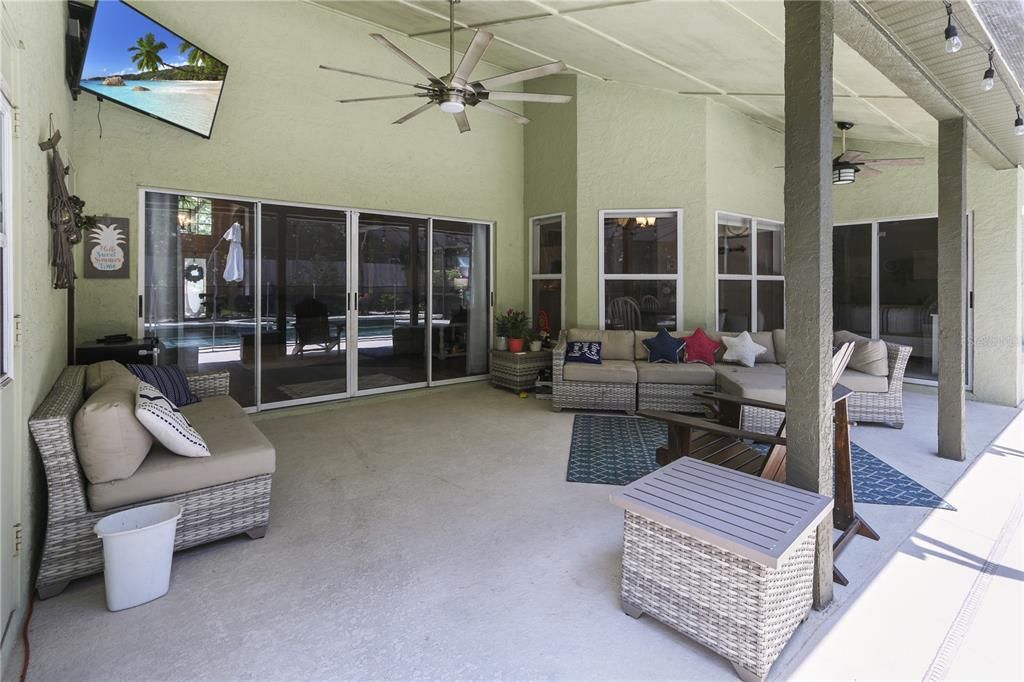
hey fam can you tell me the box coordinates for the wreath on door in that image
[184,263,205,283]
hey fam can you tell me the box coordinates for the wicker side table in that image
[610,458,833,682]
[490,349,552,391]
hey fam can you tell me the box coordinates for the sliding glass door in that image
[431,219,491,381]
[258,203,348,405]
[144,190,493,408]
[354,213,429,393]
[833,217,973,386]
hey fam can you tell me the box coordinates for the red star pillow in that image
[684,328,721,366]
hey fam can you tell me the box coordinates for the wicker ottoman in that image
[610,458,833,681]
[490,349,552,391]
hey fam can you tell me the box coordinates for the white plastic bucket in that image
[94,502,183,611]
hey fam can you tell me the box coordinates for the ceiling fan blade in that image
[454,110,471,134]
[484,91,573,103]
[474,61,566,91]
[857,166,883,177]
[863,157,926,166]
[371,33,445,86]
[474,100,530,125]
[838,150,865,162]
[451,30,493,88]
[393,102,435,124]
[319,65,421,88]
[336,93,425,104]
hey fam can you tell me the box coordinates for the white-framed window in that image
[716,211,784,333]
[528,213,564,336]
[0,92,13,382]
[598,209,683,331]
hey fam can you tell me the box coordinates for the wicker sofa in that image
[29,365,275,599]
[551,328,912,429]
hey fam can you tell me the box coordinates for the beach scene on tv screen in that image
[80,1,226,137]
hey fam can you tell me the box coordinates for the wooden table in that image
[489,349,552,391]
[610,458,833,682]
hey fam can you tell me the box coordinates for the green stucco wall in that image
[70,0,526,342]
[0,0,76,668]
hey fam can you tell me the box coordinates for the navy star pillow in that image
[643,328,685,364]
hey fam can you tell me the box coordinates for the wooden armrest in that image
[696,391,787,413]
[639,410,787,446]
[833,385,853,403]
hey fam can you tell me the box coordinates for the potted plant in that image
[494,310,511,351]
[504,309,530,353]
[528,329,543,353]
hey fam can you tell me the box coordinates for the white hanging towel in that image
[223,222,244,283]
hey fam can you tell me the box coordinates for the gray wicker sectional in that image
[29,366,274,599]
[551,328,912,430]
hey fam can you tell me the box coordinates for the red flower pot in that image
[507,338,525,353]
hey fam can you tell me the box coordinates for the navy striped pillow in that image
[126,364,200,407]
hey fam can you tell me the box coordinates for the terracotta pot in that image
[508,338,525,353]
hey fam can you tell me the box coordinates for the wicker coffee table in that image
[490,349,552,391]
[610,458,833,682]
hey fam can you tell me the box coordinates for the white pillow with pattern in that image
[135,381,210,458]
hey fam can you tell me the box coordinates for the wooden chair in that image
[640,342,878,585]
[607,296,642,330]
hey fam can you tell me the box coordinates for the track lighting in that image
[944,3,962,53]
[1015,106,1024,136]
[982,51,995,91]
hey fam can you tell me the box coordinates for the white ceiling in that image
[311,0,939,145]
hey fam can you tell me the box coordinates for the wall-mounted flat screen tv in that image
[77,0,227,138]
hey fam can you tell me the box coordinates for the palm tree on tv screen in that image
[128,32,167,74]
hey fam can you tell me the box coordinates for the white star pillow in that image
[721,331,767,368]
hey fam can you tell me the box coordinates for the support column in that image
[784,0,834,610]
[937,118,967,460]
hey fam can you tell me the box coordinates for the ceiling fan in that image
[319,0,572,133]
[831,122,925,185]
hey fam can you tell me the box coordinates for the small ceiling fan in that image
[831,122,925,185]
[319,0,572,133]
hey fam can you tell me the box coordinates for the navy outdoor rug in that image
[567,414,953,509]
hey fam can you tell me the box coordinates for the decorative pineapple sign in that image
[84,218,130,279]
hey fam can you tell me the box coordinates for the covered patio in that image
[12,384,1021,679]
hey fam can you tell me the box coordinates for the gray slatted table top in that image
[610,458,833,568]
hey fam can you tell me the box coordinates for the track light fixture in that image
[982,50,995,91]
[1015,105,1024,136]
[943,3,962,53]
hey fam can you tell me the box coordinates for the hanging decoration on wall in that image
[184,263,205,283]
[39,116,83,289]
[84,218,131,279]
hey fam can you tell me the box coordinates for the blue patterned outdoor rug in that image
[567,415,954,509]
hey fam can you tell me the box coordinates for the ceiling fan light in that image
[440,99,465,114]
[832,166,856,185]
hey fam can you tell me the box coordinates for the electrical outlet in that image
[13,314,21,346]
[13,523,21,558]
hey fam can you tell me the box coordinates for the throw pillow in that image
[834,331,889,376]
[135,382,210,458]
[126,364,200,407]
[565,341,602,364]
[642,328,685,364]
[721,331,768,368]
[73,374,152,484]
[684,328,720,366]
[84,360,134,397]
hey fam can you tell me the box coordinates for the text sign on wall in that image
[84,217,130,279]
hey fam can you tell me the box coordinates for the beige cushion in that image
[714,364,787,404]
[567,328,635,361]
[772,329,786,364]
[73,375,152,484]
[708,330,776,364]
[834,330,889,377]
[87,396,276,511]
[562,359,638,384]
[838,369,888,393]
[84,360,133,397]
[636,362,716,386]
[634,330,689,360]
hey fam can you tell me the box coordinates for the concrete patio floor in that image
[9,383,1022,681]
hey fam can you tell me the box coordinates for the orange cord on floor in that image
[19,595,33,682]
